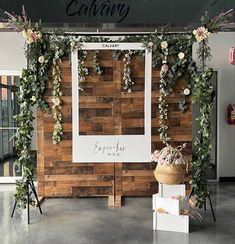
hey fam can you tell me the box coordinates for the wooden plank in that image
[37,50,192,200]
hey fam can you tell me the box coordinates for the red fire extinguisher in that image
[227,104,235,124]
[230,47,235,65]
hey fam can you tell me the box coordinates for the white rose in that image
[161,64,169,73]
[161,41,168,49]
[148,42,153,47]
[183,88,190,96]
[38,56,45,64]
[31,96,36,102]
[178,52,185,60]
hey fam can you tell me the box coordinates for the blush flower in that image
[193,27,210,42]
[161,64,169,73]
[26,29,35,44]
[161,41,168,49]
[22,29,42,44]
[151,143,187,167]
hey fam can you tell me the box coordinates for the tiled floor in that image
[0,183,234,244]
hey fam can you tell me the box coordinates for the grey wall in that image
[193,32,235,178]
[0,32,37,150]
[0,32,26,70]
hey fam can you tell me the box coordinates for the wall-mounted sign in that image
[66,0,130,23]
[2,0,230,25]
[71,43,152,162]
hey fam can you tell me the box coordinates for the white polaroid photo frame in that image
[72,43,152,162]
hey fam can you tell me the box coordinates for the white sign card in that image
[72,43,152,162]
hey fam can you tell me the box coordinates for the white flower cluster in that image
[52,112,62,144]
[193,27,210,43]
[78,51,88,90]
[158,41,171,144]
[51,61,63,144]
[123,50,134,93]
[142,41,154,52]
[70,38,84,52]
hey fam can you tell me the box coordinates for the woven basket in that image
[154,164,186,185]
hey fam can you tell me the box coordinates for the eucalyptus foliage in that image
[192,66,213,208]
[93,50,103,75]
[191,10,234,208]
[123,50,134,93]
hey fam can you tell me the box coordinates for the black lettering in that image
[100,0,111,16]
[91,0,100,16]
[110,5,117,16]
[94,141,99,153]
[66,0,130,22]
[79,5,89,16]
[89,0,96,17]
[66,0,79,16]
[117,4,130,22]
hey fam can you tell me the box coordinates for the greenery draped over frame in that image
[5,7,234,210]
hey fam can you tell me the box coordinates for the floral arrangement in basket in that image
[151,143,188,185]
[152,143,187,166]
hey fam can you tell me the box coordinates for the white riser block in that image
[159,183,186,198]
[153,212,189,233]
[153,194,188,215]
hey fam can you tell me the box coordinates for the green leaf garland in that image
[123,50,134,93]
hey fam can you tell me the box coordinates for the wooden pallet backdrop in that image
[37,50,192,206]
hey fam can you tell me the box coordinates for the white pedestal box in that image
[152,194,188,215]
[152,183,189,233]
[158,183,185,198]
[153,212,189,233]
